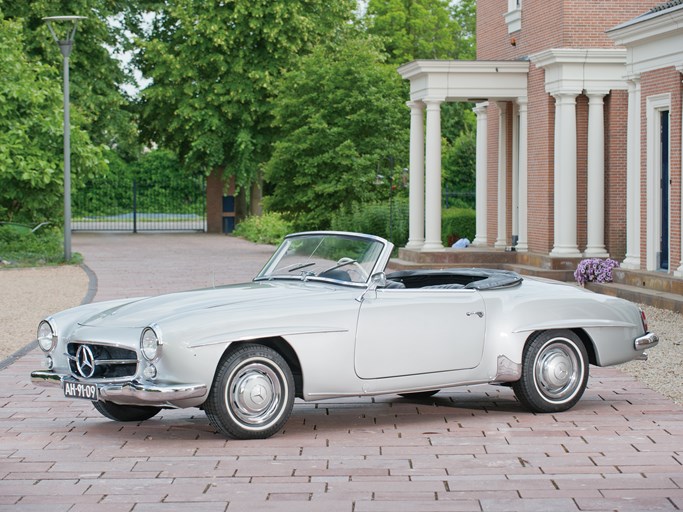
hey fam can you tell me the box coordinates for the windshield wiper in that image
[287,262,316,273]
[321,258,357,274]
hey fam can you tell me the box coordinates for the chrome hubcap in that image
[228,361,282,426]
[535,341,580,401]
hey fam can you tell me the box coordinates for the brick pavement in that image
[1,233,682,511]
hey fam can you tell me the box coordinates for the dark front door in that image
[660,110,670,270]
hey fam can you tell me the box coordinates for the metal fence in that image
[442,188,475,209]
[72,175,206,232]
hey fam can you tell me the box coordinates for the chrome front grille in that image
[66,343,138,380]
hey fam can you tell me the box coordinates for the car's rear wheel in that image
[513,330,589,413]
[92,401,161,422]
[205,344,295,440]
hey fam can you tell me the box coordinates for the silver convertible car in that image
[31,231,658,439]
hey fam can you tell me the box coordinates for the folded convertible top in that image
[386,268,523,290]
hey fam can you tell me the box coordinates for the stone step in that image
[611,268,683,295]
[500,263,576,282]
[585,280,683,314]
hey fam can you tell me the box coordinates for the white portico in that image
[529,49,628,258]
[398,60,529,251]
[399,53,629,257]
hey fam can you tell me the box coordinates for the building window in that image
[505,0,522,33]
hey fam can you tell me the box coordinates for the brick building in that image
[398,0,683,277]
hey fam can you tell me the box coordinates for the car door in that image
[354,288,486,379]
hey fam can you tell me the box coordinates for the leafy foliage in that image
[451,0,476,61]
[0,223,77,266]
[233,212,293,246]
[363,0,477,204]
[264,30,409,230]
[0,15,105,224]
[441,207,476,245]
[365,0,457,65]
[331,198,409,248]
[72,149,205,217]
[443,126,476,199]
[137,0,356,188]
[2,0,142,157]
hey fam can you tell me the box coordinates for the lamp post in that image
[43,16,86,262]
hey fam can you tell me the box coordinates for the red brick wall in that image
[478,0,656,60]
[576,95,588,252]
[604,90,628,261]
[526,65,555,253]
[639,67,682,271]
[487,101,500,245]
[476,0,658,255]
[563,1,656,48]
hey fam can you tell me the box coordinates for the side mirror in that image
[356,272,386,302]
[370,272,387,288]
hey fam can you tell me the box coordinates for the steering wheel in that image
[322,257,369,282]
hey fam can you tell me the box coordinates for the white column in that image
[676,66,683,277]
[406,101,425,250]
[495,102,508,249]
[584,92,609,257]
[550,92,581,257]
[422,98,444,251]
[511,101,519,245]
[622,77,642,269]
[516,97,529,252]
[472,102,488,246]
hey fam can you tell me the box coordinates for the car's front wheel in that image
[92,401,161,422]
[205,344,295,440]
[513,330,589,413]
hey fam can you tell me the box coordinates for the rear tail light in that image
[640,309,649,332]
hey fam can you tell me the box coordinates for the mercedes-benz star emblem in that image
[76,345,96,378]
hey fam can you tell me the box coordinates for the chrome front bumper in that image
[31,370,207,406]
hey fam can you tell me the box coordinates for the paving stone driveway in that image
[2,233,682,511]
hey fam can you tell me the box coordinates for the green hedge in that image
[441,207,475,246]
[235,202,476,249]
[331,199,475,249]
[330,198,409,248]
[233,212,293,245]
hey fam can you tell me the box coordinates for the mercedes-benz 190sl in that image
[31,231,658,439]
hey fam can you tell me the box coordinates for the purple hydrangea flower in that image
[574,258,619,285]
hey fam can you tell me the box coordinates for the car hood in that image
[79,281,345,329]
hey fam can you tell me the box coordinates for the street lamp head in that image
[43,16,87,57]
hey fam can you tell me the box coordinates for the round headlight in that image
[140,326,162,361]
[37,320,56,352]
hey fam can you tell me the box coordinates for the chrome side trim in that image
[31,370,207,405]
[634,332,659,351]
[492,355,522,383]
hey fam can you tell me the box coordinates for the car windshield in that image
[255,232,390,285]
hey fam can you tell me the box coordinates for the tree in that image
[1,0,143,159]
[264,30,409,230]
[364,0,457,65]
[0,15,105,223]
[451,0,476,61]
[137,0,356,198]
[364,0,477,201]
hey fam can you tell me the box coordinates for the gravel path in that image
[0,266,89,361]
[0,261,681,404]
[621,304,683,404]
